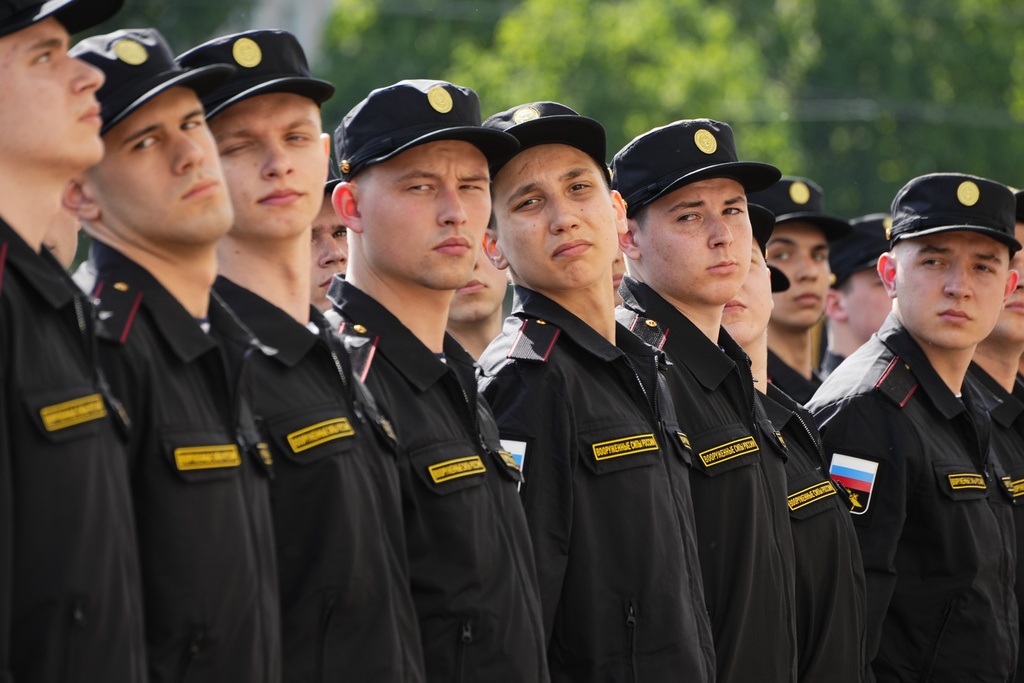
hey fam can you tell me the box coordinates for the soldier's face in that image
[82,87,233,248]
[622,177,752,314]
[766,221,830,332]
[337,140,491,292]
[209,92,329,241]
[723,244,774,349]
[826,268,891,347]
[448,244,509,326]
[0,18,106,178]
[983,223,1024,347]
[883,231,1016,353]
[488,144,624,301]
[310,193,347,312]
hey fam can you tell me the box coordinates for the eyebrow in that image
[665,194,745,213]
[120,109,205,147]
[217,116,317,141]
[27,36,66,54]
[505,166,595,206]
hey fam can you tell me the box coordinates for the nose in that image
[437,186,468,227]
[548,194,579,234]
[262,142,294,180]
[706,213,735,249]
[173,129,207,175]
[943,261,971,299]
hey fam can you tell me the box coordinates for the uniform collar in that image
[0,217,77,309]
[214,276,319,368]
[330,279,473,392]
[877,313,968,420]
[512,285,629,362]
[618,276,741,390]
[969,362,1024,427]
[91,240,222,363]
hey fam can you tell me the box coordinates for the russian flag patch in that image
[830,453,879,515]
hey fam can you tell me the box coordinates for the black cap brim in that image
[773,211,852,241]
[205,76,335,119]
[892,223,1022,255]
[769,265,790,292]
[0,0,122,38]
[634,161,781,216]
[102,63,234,135]
[490,114,608,180]
[358,126,519,174]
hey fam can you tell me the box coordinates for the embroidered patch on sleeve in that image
[428,456,487,484]
[698,435,758,467]
[286,417,355,453]
[592,433,658,461]
[499,439,527,471]
[830,453,878,515]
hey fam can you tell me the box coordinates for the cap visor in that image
[206,76,335,118]
[1,0,122,37]
[636,161,782,216]
[102,64,235,135]
[774,212,852,242]
[491,115,607,178]
[369,126,520,169]
[893,224,1022,254]
[769,265,790,292]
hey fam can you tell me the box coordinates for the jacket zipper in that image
[626,600,638,683]
[455,620,473,683]
[317,593,338,682]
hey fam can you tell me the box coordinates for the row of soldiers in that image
[2,1,1023,682]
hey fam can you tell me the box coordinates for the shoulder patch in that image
[0,241,8,297]
[92,279,144,345]
[337,322,378,382]
[874,356,918,408]
[830,453,878,515]
[625,313,667,349]
[508,318,560,362]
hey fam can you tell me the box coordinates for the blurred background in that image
[88,0,1024,218]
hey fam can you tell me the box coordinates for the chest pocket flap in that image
[411,440,489,495]
[933,461,990,502]
[265,405,358,466]
[160,429,241,483]
[787,468,843,520]
[580,423,662,476]
[23,385,108,443]
[689,423,761,478]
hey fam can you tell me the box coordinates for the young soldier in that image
[329,80,549,682]
[0,2,147,680]
[822,213,892,377]
[612,119,798,683]
[66,30,281,682]
[723,206,866,682]
[446,244,508,360]
[478,102,714,682]
[808,173,1019,681]
[179,31,424,682]
[747,177,851,403]
[967,212,1024,683]
[311,163,347,314]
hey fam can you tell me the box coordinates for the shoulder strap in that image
[92,279,145,345]
[874,356,918,408]
[507,318,560,362]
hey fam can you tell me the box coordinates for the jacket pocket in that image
[455,619,473,683]
[579,423,662,476]
[626,599,639,683]
[160,429,242,484]
[316,592,338,683]
[410,441,489,496]
[786,468,844,520]
[688,423,761,478]
[933,461,990,502]
[265,405,359,467]
[23,385,107,443]
[921,596,956,681]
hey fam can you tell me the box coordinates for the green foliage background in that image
[313,0,1024,218]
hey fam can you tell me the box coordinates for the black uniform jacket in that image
[91,242,280,683]
[329,280,549,683]
[807,315,1017,683]
[768,349,822,405]
[763,383,866,683]
[618,277,798,683]
[215,277,424,683]
[820,349,846,380]
[0,221,146,682]
[966,364,1024,683]
[479,286,715,683]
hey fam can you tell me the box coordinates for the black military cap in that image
[748,203,789,292]
[324,159,341,195]
[483,101,609,181]
[70,28,233,135]
[889,173,1021,255]
[828,213,890,288]
[1014,189,1024,223]
[747,176,851,241]
[176,30,334,119]
[0,0,122,39]
[611,119,780,218]
[334,79,517,181]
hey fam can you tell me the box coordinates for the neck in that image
[0,168,68,251]
[974,337,1024,393]
[447,310,503,361]
[910,335,974,395]
[534,281,617,343]
[218,232,311,324]
[767,322,815,378]
[826,322,868,359]
[93,231,217,318]
[346,264,452,353]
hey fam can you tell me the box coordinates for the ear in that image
[333,182,363,234]
[62,177,101,223]
[620,216,643,263]
[320,133,331,183]
[610,189,628,239]
[483,229,509,270]
[878,252,898,299]
[1003,267,1019,303]
[824,288,848,322]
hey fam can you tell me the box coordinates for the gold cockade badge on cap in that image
[113,38,148,66]
[957,180,980,207]
[512,106,540,124]
[694,129,717,155]
[883,217,893,240]
[232,37,262,68]
[789,181,811,205]
[427,86,453,114]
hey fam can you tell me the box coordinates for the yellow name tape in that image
[948,472,985,490]
[592,433,658,461]
[699,435,758,467]
[429,456,486,484]
[286,417,354,453]
[40,394,107,432]
[787,480,837,511]
[174,445,241,471]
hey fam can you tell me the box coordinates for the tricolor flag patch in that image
[830,453,879,515]
[500,439,528,491]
